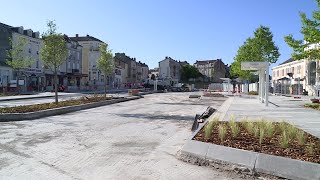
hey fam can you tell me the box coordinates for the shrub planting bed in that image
[203,93,225,97]
[0,95,114,113]
[193,117,320,164]
[248,91,258,95]
[305,103,320,111]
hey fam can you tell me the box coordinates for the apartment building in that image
[114,55,128,88]
[194,59,226,82]
[158,57,181,84]
[272,58,320,95]
[44,35,83,91]
[70,34,110,87]
[0,22,44,91]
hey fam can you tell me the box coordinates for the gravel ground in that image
[0,92,246,180]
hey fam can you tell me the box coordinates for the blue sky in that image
[0,0,317,69]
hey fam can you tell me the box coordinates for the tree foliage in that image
[284,0,320,60]
[6,36,34,71]
[97,43,114,97]
[151,74,156,80]
[180,64,202,81]
[40,21,68,104]
[231,26,280,80]
[6,36,35,94]
[40,21,68,72]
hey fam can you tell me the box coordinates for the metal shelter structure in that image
[241,62,269,106]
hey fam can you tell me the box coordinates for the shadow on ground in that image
[116,113,194,121]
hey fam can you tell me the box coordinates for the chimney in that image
[86,34,89,37]
[76,34,79,37]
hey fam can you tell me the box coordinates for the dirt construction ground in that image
[0,92,246,180]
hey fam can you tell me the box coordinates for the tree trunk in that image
[104,74,107,98]
[16,71,20,95]
[54,69,58,104]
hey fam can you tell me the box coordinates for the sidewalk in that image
[220,95,320,138]
[0,89,131,102]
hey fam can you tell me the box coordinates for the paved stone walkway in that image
[222,95,320,138]
[0,92,242,180]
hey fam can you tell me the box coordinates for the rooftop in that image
[194,59,222,65]
[279,58,296,65]
[70,34,104,43]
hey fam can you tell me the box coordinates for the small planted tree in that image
[6,36,34,94]
[40,21,68,104]
[97,43,114,97]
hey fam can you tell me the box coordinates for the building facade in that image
[272,58,320,96]
[0,23,13,89]
[149,68,159,79]
[44,35,83,91]
[70,34,114,88]
[115,53,135,85]
[114,55,128,88]
[159,57,181,84]
[0,23,44,92]
[140,63,149,80]
[194,59,226,82]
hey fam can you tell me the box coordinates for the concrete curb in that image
[0,96,140,122]
[181,115,320,180]
[181,140,320,180]
[0,95,55,102]
[181,96,320,180]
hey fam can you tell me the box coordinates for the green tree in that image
[231,26,280,80]
[151,74,156,80]
[40,21,68,104]
[97,43,114,97]
[180,64,202,81]
[6,36,34,94]
[284,0,320,61]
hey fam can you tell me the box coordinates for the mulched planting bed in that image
[194,121,320,164]
[0,95,115,113]
[305,103,320,111]
[203,93,225,97]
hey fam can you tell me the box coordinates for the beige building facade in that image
[272,58,320,96]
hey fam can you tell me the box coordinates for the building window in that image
[277,70,279,77]
[77,52,80,60]
[291,67,294,73]
[282,69,284,76]
[273,71,275,77]
[68,62,71,69]
[36,60,39,68]
[297,65,301,74]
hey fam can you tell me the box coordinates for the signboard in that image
[241,62,269,70]
[24,68,43,73]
